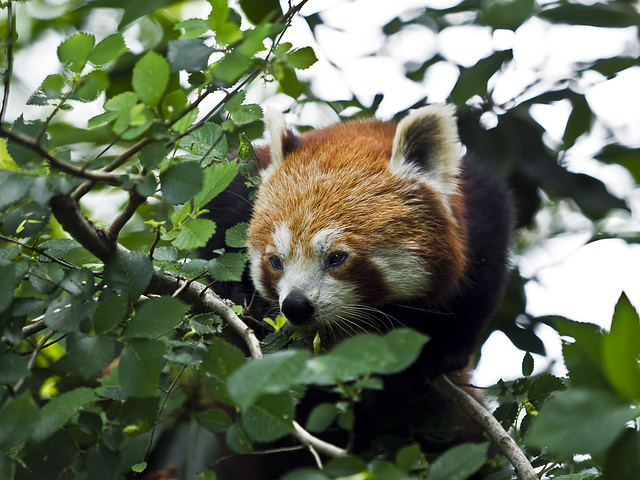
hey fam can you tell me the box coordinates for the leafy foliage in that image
[0,0,638,479]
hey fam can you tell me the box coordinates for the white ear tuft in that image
[264,107,288,168]
[390,104,462,195]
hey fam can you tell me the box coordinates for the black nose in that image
[281,293,315,326]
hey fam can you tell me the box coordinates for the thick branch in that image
[292,421,348,459]
[50,194,117,263]
[431,374,538,480]
[104,189,147,240]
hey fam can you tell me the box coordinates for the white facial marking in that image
[272,223,292,258]
[371,247,430,300]
[311,228,343,257]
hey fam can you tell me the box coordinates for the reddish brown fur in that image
[248,118,469,304]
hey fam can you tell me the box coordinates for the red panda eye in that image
[268,255,284,271]
[326,251,348,268]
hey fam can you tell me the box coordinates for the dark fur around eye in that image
[269,255,284,270]
[326,251,348,269]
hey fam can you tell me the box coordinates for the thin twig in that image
[0,234,78,269]
[431,374,538,480]
[292,421,348,459]
[13,330,55,394]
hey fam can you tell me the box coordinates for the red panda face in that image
[247,106,469,334]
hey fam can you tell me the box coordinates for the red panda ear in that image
[390,104,462,195]
[264,108,300,168]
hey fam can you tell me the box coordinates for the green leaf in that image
[58,32,95,73]
[193,161,237,209]
[201,337,247,381]
[180,123,228,166]
[227,349,309,409]
[241,392,295,442]
[44,294,98,333]
[198,408,233,434]
[172,219,217,250]
[89,33,128,66]
[287,47,318,70]
[132,51,170,108]
[231,104,262,124]
[104,250,153,301]
[153,246,178,262]
[3,203,50,238]
[195,471,217,480]
[225,423,252,454]
[66,333,116,379]
[0,352,30,384]
[175,18,211,39]
[527,388,637,455]
[450,50,512,106]
[0,391,40,451]
[131,462,147,474]
[0,263,17,315]
[139,142,170,170]
[160,161,204,204]
[0,171,30,209]
[6,116,48,167]
[527,374,566,408]
[119,339,167,397]
[239,0,283,25]
[167,38,212,72]
[539,3,640,28]
[125,296,188,339]
[427,442,488,480]
[482,0,534,30]
[305,403,339,433]
[602,293,640,400]
[32,387,98,442]
[395,443,424,471]
[522,351,534,377]
[304,329,428,384]
[563,94,592,150]
[225,222,248,248]
[75,70,110,102]
[208,252,246,282]
[93,294,129,334]
[280,470,330,480]
[39,238,81,257]
[162,89,188,121]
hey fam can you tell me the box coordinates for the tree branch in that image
[431,374,538,480]
[50,194,117,263]
[104,189,147,240]
[0,125,143,185]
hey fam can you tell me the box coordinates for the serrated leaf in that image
[131,462,147,474]
[75,70,110,102]
[201,337,247,381]
[44,294,98,333]
[175,18,211,39]
[528,374,566,407]
[0,171,30,209]
[119,339,166,397]
[527,388,636,455]
[0,352,30,384]
[395,443,423,471]
[602,293,640,400]
[0,391,40,451]
[0,263,17,315]
[239,0,282,25]
[132,51,169,108]
[58,32,95,73]
[160,161,204,204]
[492,401,519,430]
[153,246,178,262]
[167,38,212,72]
[427,442,488,480]
[172,219,217,250]
[208,252,246,282]
[93,294,129,334]
[197,408,233,434]
[32,387,98,442]
[39,238,81,257]
[287,47,318,70]
[522,351,534,377]
[241,392,295,442]
[193,160,237,209]
[89,33,128,66]
[104,250,153,301]
[227,350,308,409]
[180,123,228,166]
[225,423,252,454]
[125,296,188,339]
[6,116,48,167]
[66,333,116,379]
[225,222,248,248]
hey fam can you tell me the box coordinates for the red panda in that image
[201,104,513,468]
